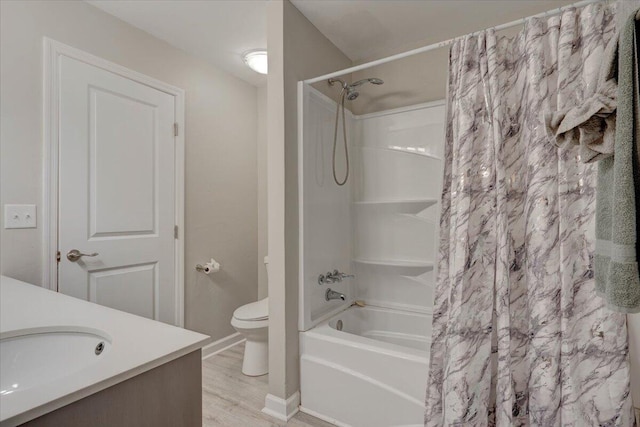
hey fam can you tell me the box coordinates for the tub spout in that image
[326,288,346,301]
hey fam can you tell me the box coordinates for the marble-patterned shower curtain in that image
[425,4,636,426]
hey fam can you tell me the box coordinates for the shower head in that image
[349,78,384,87]
[327,77,383,102]
[344,77,383,100]
[346,88,359,101]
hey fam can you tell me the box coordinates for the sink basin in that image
[0,328,110,396]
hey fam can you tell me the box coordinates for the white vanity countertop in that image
[0,276,210,426]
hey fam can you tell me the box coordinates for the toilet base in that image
[242,339,268,376]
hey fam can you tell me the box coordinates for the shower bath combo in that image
[299,73,444,425]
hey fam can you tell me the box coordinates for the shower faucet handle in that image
[318,272,336,285]
[332,270,355,281]
[318,270,355,285]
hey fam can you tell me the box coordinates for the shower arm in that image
[328,78,348,89]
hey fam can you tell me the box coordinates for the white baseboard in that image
[262,391,300,421]
[201,332,245,360]
[299,406,346,426]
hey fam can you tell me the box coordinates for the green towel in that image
[595,8,640,313]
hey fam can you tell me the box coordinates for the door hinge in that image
[56,251,61,263]
[174,225,179,239]
[174,123,179,137]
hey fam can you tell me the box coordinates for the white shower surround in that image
[298,84,445,426]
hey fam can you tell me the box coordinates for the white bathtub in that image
[299,305,430,427]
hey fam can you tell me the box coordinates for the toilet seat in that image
[231,317,268,330]
[233,297,268,321]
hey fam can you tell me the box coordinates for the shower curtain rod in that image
[303,0,603,85]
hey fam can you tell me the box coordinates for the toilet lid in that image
[233,297,269,321]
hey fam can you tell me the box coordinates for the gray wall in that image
[257,85,269,300]
[0,0,259,342]
[266,0,352,400]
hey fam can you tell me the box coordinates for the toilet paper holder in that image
[196,258,221,274]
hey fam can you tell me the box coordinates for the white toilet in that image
[231,297,268,376]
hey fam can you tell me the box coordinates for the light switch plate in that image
[4,204,37,229]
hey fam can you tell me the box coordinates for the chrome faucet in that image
[318,269,355,285]
[325,288,346,301]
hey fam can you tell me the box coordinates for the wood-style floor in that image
[202,343,333,427]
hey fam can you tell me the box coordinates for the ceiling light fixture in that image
[243,49,268,75]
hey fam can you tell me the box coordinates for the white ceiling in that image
[87,0,268,86]
[87,0,576,87]
[290,0,575,62]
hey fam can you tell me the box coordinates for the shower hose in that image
[332,88,349,186]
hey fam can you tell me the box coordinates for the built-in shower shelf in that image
[353,258,434,272]
[354,199,437,214]
[359,145,441,160]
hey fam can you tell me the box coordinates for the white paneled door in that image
[57,55,178,325]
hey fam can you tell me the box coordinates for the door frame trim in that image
[43,38,186,327]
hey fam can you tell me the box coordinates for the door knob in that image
[66,249,99,262]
